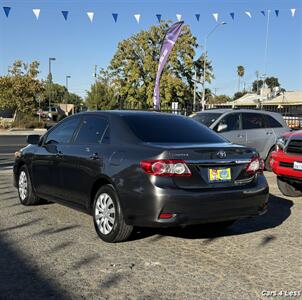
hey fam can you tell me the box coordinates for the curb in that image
[0,129,47,136]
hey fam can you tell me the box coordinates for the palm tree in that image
[237,65,245,92]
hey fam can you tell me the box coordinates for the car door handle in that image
[90,153,99,160]
[237,134,244,138]
[266,131,273,135]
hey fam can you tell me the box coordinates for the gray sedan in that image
[191,109,290,170]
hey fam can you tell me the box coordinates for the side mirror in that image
[27,135,41,145]
[217,123,228,133]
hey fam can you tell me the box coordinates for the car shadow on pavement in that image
[130,193,293,241]
[0,233,71,300]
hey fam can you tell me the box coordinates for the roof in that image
[196,108,282,116]
[219,91,302,107]
[263,91,302,105]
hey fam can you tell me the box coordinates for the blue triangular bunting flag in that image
[62,11,69,20]
[261,11,266,16]
[195,14,200,21]
[230,12,235,20]
[3,7,11,18]
[112,13,118,22]
[156,14,161,22]
[275,10,279,17]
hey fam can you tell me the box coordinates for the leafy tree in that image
[233,91,247,100]
[237,65,245,92]
[207,94,231,104]
[42,82,68,108]
[64,92,83,109]
[86,70,116,110]
[0,60,44,114]
[252,80,264,94]
[265,77,280,90]
[108,21,213,109]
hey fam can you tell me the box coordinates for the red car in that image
[270,130,302,197]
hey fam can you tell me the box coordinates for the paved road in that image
[0,135,27,155]
[0,163,301,299]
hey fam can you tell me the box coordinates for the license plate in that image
[293,161,302,171]
[208,168,232,183]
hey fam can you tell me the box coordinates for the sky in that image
[0,0,301,99]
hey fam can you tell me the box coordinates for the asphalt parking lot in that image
[0,156,301,300]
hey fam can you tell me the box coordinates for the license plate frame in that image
[293,161,302,171]
[208,168,232,183]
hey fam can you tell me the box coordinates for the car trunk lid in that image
[146,142,257,189]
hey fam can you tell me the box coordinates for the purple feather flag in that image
[153,21,184,110]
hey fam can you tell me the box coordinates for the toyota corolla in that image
[13,111,269,242]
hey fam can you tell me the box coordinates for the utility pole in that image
[201,22,227,111]
[255,71,259,94]
[65,75,71,92]
[193,68,197,111]
[94,65,98,82]
[48,57,56,111]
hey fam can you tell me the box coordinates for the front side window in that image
[242,113,265,130]
[264,115,282,128]
[215,113,240,133]
[45,118,79,144]
[191,113,222,127]
[74,116,108,144]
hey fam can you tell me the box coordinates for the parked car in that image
[14,111,269,243]
[191,109,290,170]
[270,130,302,197]
[47,107,59,121]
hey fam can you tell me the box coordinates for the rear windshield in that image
[123,114,226,144]
[191,112,222,127]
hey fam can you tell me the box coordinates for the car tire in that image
[93,184,133,243]
[265,149,274,172]
[17,165,41,205]
[277,177,302,197]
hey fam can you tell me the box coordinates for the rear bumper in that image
[122,174,269,227]
[270,150,302,180]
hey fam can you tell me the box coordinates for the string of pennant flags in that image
[2,7,299,22]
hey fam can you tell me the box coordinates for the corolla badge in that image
[217,150,227,159]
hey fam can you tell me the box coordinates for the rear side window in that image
[264,115,283,128]
[75,116,108,144]
[45,117,79,144]
[242,113,265,130]
[123,114,226,144]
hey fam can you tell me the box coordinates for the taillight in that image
[246,157,264,174]
[140,160,192,177]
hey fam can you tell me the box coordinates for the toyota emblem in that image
[217,150,227,159]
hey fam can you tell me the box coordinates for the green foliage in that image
[233,91,247,100]
[265,77,280,90]
[12,114,45,129]
[0,60,44,114]
[208,94,231,104]
[107,21,213,109]
[64,92,83,108]
[252,77,280,93]
[252,80,264,93]
[42,82,67,106]
[0,60,83,116]
[86,70,116,110]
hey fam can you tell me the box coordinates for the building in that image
[209,91,302,129]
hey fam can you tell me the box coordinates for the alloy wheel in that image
[95,193,116,235]
[18,171,28,201]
